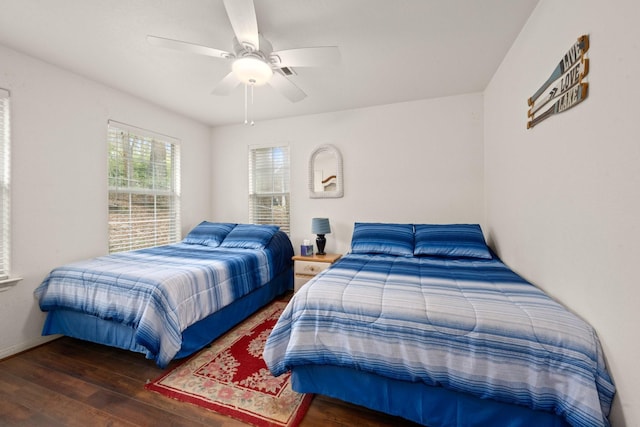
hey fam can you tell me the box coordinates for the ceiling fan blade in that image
[212,72,241,95]
[147,35,232,59]
[271,46,341,68]
[223,0,260,50]
[268,72,307,103]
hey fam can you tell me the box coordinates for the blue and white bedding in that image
[35,234,289,368]
[264,253,615,427]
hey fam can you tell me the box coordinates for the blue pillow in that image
[183,221,236,247]
[350,222,414,257]
[414,224,492,259]
[219,224,280,249]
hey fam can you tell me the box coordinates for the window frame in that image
[0,88,20,289]
[248,144,290,234]
[107,120,181,253]
[0,89,11,281]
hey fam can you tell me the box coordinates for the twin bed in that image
[263,223,615,427]
[35,222,294,368]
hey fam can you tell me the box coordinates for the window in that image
[248,145,290,234]
[0,89,10,280]
[108,121,181,253]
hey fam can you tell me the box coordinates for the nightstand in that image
[292,253,342,293]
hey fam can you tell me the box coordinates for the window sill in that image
[0,277,23,292]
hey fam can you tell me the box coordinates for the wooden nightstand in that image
[292,253,342,293]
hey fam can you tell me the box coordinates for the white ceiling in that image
[0,0,539,127]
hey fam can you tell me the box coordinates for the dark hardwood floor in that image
[0,336,422,426]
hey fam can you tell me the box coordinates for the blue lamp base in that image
[315,234,327,255]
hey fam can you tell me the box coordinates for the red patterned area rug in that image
[145,301,312,427]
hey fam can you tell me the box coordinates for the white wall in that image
[0,44,212,358]
[211,93,484,254]
[484,1,639,425]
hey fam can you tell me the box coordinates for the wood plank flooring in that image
[0,336,422,426]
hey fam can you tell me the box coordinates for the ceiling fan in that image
[147,0,340,107]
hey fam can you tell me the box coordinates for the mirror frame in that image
[309,144,344,198]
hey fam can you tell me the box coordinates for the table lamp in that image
[311,218,331,255]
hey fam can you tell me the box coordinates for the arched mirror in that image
[309,144,343,198]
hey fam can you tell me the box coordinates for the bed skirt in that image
[291,365,570,427]
[42,267,293,362]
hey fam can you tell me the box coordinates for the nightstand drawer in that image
[295,260,331,276]
[292,253,342,293]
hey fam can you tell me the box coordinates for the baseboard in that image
[0,335,60,361]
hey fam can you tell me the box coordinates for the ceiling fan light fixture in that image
[232,56,273,86]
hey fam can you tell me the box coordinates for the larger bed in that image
[35,222,294,368]
[264,223,615,427]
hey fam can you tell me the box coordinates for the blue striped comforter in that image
[35,243,277,367]
[264,253,615,427]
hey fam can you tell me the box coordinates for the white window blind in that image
[107,121,181,253]
[0,89,10,280]
[248,145,290,234]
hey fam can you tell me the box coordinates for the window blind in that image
[107,121,181,253]
[248,145,290,234]
[0,89,10,280]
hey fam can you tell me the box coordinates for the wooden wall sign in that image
[527,35,589,129]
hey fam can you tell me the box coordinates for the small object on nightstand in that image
[300,239,314,256]
[292,253,342,293]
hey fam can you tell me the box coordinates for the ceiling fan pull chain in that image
[244,83,248,125]
[250,84,255,126]
[243,83,256,126]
